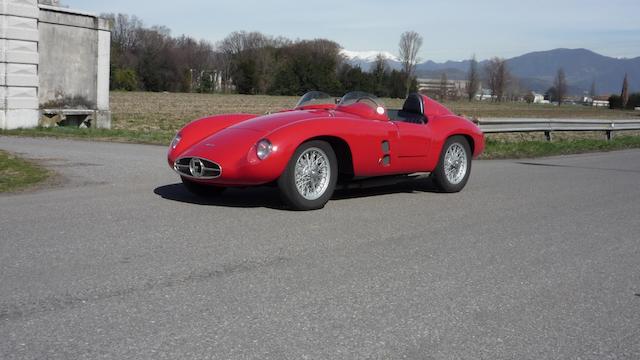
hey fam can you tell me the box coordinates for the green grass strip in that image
[1,127,174,146]
[482,136,640,159]
[0,150,50,193]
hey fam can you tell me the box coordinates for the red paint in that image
[168,94,484,186]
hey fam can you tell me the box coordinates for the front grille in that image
[174,157,222,179]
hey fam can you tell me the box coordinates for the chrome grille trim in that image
[173,157,222,179]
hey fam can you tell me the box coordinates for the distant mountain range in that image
[341,48,640,95]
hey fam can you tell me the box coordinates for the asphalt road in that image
[1,136,639,359]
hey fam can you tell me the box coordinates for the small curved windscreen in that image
[295,91,334,109]
[338,91,385,111]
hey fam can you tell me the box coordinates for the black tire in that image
[278,140,338,210]
[181,176,226,197]
[431,136,472,193]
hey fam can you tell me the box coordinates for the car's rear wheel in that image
[431,136,472,193]
[181,176,226,196]
[278,140,337,210]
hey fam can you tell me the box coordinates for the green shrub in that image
[113,68,139,91]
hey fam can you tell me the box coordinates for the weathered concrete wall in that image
[0,1,111,130]
[38,5,111,128]
[0,0,40,129]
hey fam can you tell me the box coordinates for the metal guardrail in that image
[477,118,640,140]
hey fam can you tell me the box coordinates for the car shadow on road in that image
[154,183,286,209]
[154,178,441,210]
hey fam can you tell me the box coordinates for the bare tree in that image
[439,73,448,101]
[621,73,629,108]
[372,53,389,96]
[213,50,233,93]
[104,13,143,52]
[590,80,597,97]
[484,57,509,102]
[466,54,479,101]
[398,31,423,96]
[554,68,567,105]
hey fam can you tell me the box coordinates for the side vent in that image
[380,141,391,166]
[381,155,391,166]
[381,141,390,154]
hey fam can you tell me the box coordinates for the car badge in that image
[189,158,206,177]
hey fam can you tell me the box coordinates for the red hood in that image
[230,109,330,131]
[179,128,262,160]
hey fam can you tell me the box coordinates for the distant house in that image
[475,89,493,101]
[417,78,468,99]
[532,92,545,104]
[591,96,610,108]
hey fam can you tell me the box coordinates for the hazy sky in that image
[65,0,640,62]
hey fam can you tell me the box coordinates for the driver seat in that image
[398,93,427,124]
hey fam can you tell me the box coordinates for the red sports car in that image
[167,91,484,210]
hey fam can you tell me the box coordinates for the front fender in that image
[169,114,258,161]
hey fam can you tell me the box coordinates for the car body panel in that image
[168,94,484,187]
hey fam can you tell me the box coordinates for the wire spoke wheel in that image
[294,147,331,201]
[431,136,472,193]
[443,143,468,185]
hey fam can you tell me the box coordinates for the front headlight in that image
[170,133,182,149]
[256,139,273,160]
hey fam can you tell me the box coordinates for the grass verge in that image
[1,127,174,145]
[482,135,640,159]
[0,150,51,193]
[3,127,640,160]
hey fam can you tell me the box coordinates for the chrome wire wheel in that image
[294,147,331,201]
[444,143,468,185]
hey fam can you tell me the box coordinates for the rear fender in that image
[427,115,485,164]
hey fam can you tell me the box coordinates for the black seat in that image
[395,93,427,124]
[403,93,424,115]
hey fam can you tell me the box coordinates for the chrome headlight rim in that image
[256,139,273,160]
[170,133,182,150]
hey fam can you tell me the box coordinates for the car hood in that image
[179,128,264,160]
[229,109,330,131]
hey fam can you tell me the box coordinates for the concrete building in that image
[417,78,468,99]
[1,0,111,130]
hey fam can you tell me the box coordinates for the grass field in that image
[0,150,50,193]
[109,92,640,135]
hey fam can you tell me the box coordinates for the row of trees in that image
[104,13,422,97]
[464,59,635,109]
[105,13,635,107]
[464,57,570,104]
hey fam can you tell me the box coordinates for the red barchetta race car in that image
[167,91,484,210]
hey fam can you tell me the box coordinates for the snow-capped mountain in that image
[340,50,399,62]
[340,50,401,70]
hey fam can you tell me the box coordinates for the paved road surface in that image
[1,136,639,359]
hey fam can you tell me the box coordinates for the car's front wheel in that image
[181,176,226,197]
[431,136,472,193]
[278,140,337,210]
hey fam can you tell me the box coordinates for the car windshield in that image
[295,91,335,109]
[338,91,385,112]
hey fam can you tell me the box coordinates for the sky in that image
[64,0,640,62]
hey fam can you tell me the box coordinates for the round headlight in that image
[256,139,273,160]
[170,134,182,149]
